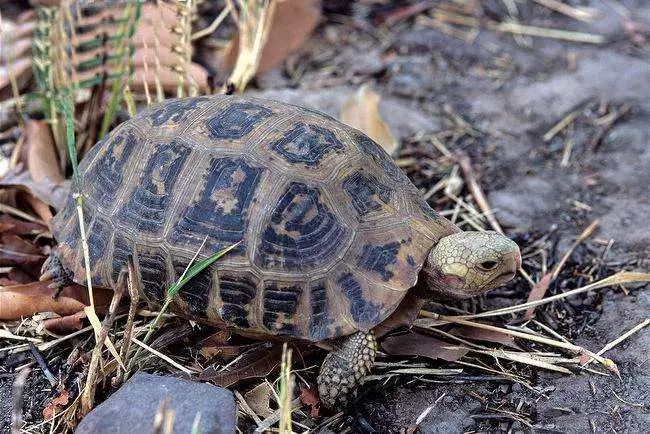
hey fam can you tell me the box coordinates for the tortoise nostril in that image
[479,260,498,271]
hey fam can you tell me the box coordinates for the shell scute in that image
[147,96,211,127]
[254,182,352,272]
[205,101,274,140]
[169,155,264,255]
[116,140,191,235]
[270,122,345,166]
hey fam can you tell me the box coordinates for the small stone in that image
[75,372,235,434]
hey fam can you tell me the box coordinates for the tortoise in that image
[41,95,521,408]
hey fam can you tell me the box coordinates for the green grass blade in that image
[167,241,241,298]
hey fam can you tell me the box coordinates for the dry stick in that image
[488,20,604,44]
[584,319,650,367]
[543,109,580,142]
[552,220,600,281]
[428,314,610,367]
[192,4,231,40]
[456,152,535,287]
[81,279,126,415]
[428,11,604,44]
[115,261,140,384]
[443,271,650,320]
[533,0,597,23]
[131,338,193,375]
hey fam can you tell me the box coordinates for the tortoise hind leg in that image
[40,252,74,293]
[317,331,377,409]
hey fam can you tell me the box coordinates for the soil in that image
[1,1,649,433]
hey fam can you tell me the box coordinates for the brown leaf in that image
[299,385,320,418]
[244,382,274,418]
[43,388,70,421]
[450,326,521,350]
[200,344,282,387]
[43,311,87,334]
[340,85,399,155]
[0,281,112,320]
[0,214,46,236]
[382,332,469,362]
[0,234,43,266]
[524,272,553,320]
[23,120,63,185]
[222,0,320,76]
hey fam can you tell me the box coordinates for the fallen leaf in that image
[0,234,43,266]
[43,311,87,334]
[299,385,320,418]
[244,382,274,418]
[340,85,399,155]
[450,326,521,350]
[524,272,553,320]
[0,281,112,320]
[382,332,469,362]
[23,120,63,185]
[200,344,282,388]
[0,214,46,236]
[43,388,70,421]
[222,0,321,76]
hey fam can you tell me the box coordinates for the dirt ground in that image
[1,1,649,432]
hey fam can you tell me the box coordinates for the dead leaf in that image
[200,344,282,388]
[43,311,87,334]
[0,281,112,320]
[382,332,469,362]
[244,382,274,418]
[340,85,399,155]
[0,234,43,266]
[299,385,320,418]
[23,120,63,185]
[450,326,521,350]
[222,0,321,76]
[43,388,70,421]
[0,214,46,236]
[524,272,553,320]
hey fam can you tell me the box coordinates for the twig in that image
[425,314,611,368]
[456,152,502,234]
[543,109,580,142]
[192,4,231,40]
[442,271,650,319]
[551,220,600,280]
[131,338,193,375]
[28,343,57,387]
[533,0,597,23]
[488,20,604,44]
[593,319,649,359]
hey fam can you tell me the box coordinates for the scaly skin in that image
[317,331,377,409]
[424,231,521,299]
[40,252,74,292]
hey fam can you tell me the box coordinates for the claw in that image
[40,255,53,281]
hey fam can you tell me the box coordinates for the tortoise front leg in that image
[40,252,74,293]
[317,331,377,409]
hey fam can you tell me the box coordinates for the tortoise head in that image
[422,231,521,299]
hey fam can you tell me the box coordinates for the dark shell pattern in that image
[52,95,459,341]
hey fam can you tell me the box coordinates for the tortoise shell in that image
[52,95,459,341]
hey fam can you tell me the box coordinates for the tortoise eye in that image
[478,260,498,271]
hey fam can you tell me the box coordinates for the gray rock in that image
[75,372,236,434]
